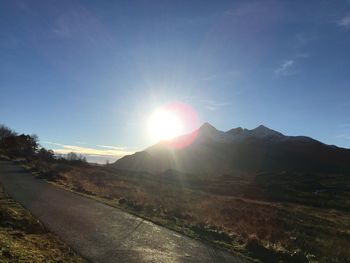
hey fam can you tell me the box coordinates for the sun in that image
[148,108,184,141]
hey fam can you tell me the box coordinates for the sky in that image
[1,0,350,163]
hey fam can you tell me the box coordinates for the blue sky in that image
[1,0,350,162]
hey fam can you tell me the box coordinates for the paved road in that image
[0,160,249,263]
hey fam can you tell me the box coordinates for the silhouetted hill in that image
[113,123,350,174]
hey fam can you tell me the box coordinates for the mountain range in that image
[113,123,350,175]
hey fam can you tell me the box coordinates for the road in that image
[0,160,249,263]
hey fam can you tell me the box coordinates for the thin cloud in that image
[205,105,217,111]
[51,6,114,50]
[334,134,350,140]
[203,100,230,111]
[44,142,133,158]
[96,145,128,150]
[295,33,318,48]
[184,96,231,111]
[275,49,310,77]
[200,99,231,111]
[52,10,100,39]
[339,123,350,128]
[338,15,350,28]
[296,53,310,58]
[275,60,295,76]
[42,141,63,147]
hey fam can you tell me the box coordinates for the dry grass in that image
[26,160,350,263]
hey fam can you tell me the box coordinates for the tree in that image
[66,152,79,161]
[65,152,86,163]
[0,124,17,146]
[37,148,55,161]
[2,134,39,157]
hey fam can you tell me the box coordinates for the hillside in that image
[2,123,349,262]
[114,123,350,174]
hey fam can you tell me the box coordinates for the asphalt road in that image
[0,160,250,263]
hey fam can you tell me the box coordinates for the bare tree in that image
[65,152,87,163]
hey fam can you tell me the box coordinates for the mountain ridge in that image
[113,123,350,174]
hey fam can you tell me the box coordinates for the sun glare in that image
[147,102,200,147]
[148,109,183,141]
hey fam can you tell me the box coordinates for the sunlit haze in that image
[148,108,184,141]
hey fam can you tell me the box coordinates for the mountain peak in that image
[250,125,284,137]
[114,121,350,175]
[256,124,269,129]
[200,122,217,131]
[227,127,244,135]
[253,125,273,132]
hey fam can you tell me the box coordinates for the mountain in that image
[113,123,350,175]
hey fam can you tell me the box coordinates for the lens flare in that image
[148,109,183,140]
[147,102,199,148]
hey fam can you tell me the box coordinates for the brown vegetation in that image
[27,162,350,263]
[2,123,349,262]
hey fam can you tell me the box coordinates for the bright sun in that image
[148,108,184,141]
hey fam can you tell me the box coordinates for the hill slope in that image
[114,123,350,174]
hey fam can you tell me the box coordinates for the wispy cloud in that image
[43,142,133,158]
[334,134,350,140]
[295,33,318,48]
[338,15,350,29]
[184,96,231,111]
[96,145,128,150]
[43,141,62,147]
[274,33,313,77]
[52,9,101,39]
[296,53,310,58]
[274,49,311,77]
[274,60,295,76]
[339,123,350,128]
[202,100,230,111]
[51,6,114,50]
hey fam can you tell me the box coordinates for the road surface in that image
[0,160,250,263]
